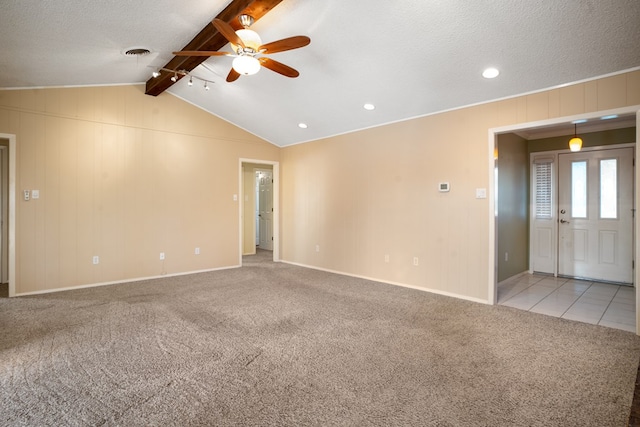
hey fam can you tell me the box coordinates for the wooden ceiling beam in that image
[145,0,283,96]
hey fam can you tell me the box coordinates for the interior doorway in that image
[239,159,279,264]
[489,106,640,312]
[0,134,15,297]
[0,144,8,285]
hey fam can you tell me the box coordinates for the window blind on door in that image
[534,161,552,219]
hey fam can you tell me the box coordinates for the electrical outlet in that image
[160,252,165,260]
[92,256,99,265]
[384,254,390,263]
[413,257,419,266]
[195,247,200,255]
[505,252,509,262]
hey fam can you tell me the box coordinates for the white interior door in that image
[558,147,634,283]
[257,170,273,250]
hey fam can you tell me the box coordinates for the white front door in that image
[257,170,273,250]
[557,147,634,283]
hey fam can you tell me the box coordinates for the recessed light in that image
[601,114,618,120]
[482,68,500,79]
[363,103,375,111]
[298,123,308,129]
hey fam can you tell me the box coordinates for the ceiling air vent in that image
[123,47,151,56]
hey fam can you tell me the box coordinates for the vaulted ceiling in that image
[1,0,639,146]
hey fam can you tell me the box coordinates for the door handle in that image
[560,219,570,224]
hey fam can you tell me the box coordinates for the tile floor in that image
[498,273,636,333]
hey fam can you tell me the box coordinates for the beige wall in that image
[0,85,279,295]
[280,71,640,302]
[1,71,638,299]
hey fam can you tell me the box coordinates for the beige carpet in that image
[1,251,639,426]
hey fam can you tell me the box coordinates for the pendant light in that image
[569,123,582,152]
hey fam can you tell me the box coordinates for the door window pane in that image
[600,159,617,219]
[571,161,587,218]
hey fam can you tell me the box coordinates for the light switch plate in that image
[32,190,40,199]
[475,188,487,199]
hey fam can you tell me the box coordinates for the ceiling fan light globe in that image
[232,56,261,76]
[235,29,262,51]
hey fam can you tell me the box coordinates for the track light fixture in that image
[150,67,215,92]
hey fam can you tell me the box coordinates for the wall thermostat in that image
[438,182,450,192]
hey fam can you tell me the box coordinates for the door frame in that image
[238,158,279,263]
[488,105,640,332]
[0,133,16,297]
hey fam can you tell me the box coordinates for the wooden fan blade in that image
[259,36,310,54]
[226,68,241,82]
[258,57,300,78]
[213,18,245,48]
[172,51,231,57]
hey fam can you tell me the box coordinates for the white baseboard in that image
[280,260,489,305]
[14,265,241,297]
[16,260,492,305]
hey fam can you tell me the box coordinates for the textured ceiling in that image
[1,0,639,146]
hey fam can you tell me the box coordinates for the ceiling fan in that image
[173,14,310,82]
